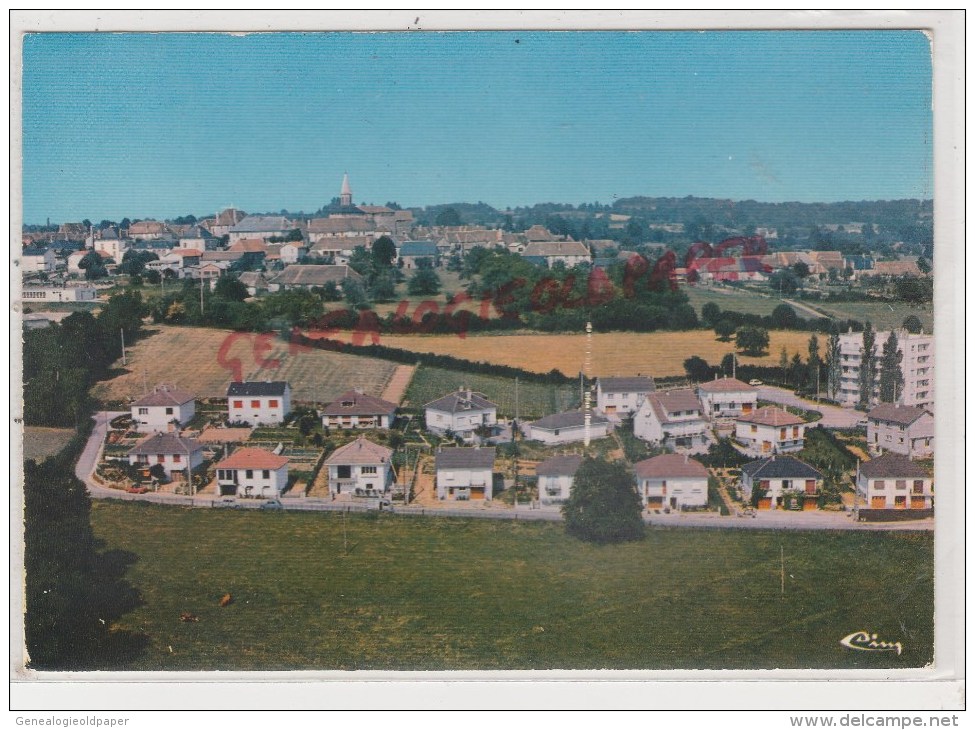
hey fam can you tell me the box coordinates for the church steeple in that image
[340,173,352,207]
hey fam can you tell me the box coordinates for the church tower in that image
[340,173,352,207]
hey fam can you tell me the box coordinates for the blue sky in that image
[22,31,932,223]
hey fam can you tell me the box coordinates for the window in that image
[157,455,165,463]
[606,393,614,400]
[894,496,906,508]
[246,470,253,479]
[792,426,799,438]
[875,480,885,489]
[262,470,270,479]
[269,400,278,408]
[251,400,260,408]
[233,400,243,408]
[362,466,377,474]
[895,480,906,490]
[138,407,148,415]
[781,480,792,490]
[913,480,925,494]
[173,453,181,463]
[750,425,757,433]
[780,428,787,440]
[166,407,174,415]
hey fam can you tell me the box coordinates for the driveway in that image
[755,386,862,429]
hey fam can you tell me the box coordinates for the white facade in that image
[435,465,494,501]
[424,391,498,439]
[131,400,196,433]
[836,329,933,410]
[596,377,655,416]
[22,286,98,303]
[22,249,56,273]
[537,472,573,506]
[697,379,759,419]
[326,461,393,497]
[638,475,707,510]
[128,447,204,476]
[522,413,611,445]
[856,459,933,511]
[866,408,934,459]
[227,385,292,426]
[633,391,710,452]
[216,464,289,499]
[734,419,805,454]
[280,242,307,264]
[94,238,130,262]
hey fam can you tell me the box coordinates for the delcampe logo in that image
[839,631,903,656]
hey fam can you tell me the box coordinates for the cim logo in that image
[839,631,903,656]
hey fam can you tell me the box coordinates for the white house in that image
[130,385,196,433]
[22,247,56,273]
[535,454,584,508]
[856,452,933,513]
[228,215,293,243]
[836,328,934,410]
[435,447,496,501]
[634,453,709,510]
[865,404,934,459]
[127,433,204,477]
[633,389,710,453]
[520,240,591,268]
[321,389,397,430]
[522,410,611,445]
[424,389,498,440]
[595,376,655,416]
[215,447,290,499]
[227,381,292,426]
[697,376,758,419]
[323,436,394,498]
[734,407,806,455]
[740,455,823,511]
[22,285,97,303]
[94,237,130,262]
[280,241,307,264]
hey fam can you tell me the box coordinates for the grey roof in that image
[322,390,398,417]
[529,410,609,431]
[424,390,497,414]
[230,216,291,233]
[324,436,393,466]
[22,247,50,257]
[399,241,438,257]
[521,241,590,258]
[128,433,203,456]
[132,386,195,407]
[635,453,709,479]
[859,453,930,479]
[227,381,289,397]
[535,454,584,478]
[599,376,656,393]
[741,456,823,480]
[866,404,930,426]
[182,225,215,239]
[435,447,496,470]
[271,264,362,287]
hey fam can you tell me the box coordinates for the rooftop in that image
[634,453,709,479]
[127,433,203,456]
[529,410,609,431]
[866,404,931,426]
[324,436,393,466]
[598,376,655,393]
[227,381,290,397]
[424,389,497,414]
[736,406,805,427]
[698,376,757,393]
[859,453,931,479]
[435,447,496,470]
[321,390,398,417]
[741,455,823,480]
[271,264,362,287]
[535,454,584,477]
[131,385,196,408]
[216,447,289,470]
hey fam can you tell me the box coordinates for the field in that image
[23,427,75,462]
[90,326,399,406]
[800,300,934,333]
[404,365,579,419]
[378,330,813,378]
[90,501,933,670]
[682,285,788,317]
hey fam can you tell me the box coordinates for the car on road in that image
[260,499,284,511]
[749,379,763,386]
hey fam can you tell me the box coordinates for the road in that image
[76,412,928,531]
[755,386,862,428]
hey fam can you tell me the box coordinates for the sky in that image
[21,31,933,224]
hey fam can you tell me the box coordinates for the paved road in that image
[77,412,928,531]
[755,386,862,429]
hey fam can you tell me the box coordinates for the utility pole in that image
[200,274,205,313]
[780,545,785,595]
[584,321,592,448]
[120,328,126,366]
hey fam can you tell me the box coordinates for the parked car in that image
[260,499,284,511]
[748,379,763,386]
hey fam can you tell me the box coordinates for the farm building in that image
[595,376,656,416]
[535,454,583,508]
[521,410,611,445]
[228,215,293,243]
[227,381,292,426]
[130,385,196,433]
[215,447,290,499]
[856,453,933,515]
[740,455,823,511]
[435,447,496,501]
[127,433,204,477]
[321,389,397,430]
[424,389,497,441]
[734,407,806,455]
[634,453,709,510]
[323,436,394,498]
[269,264,363,291]
[633,389,710,453]
[397,241,439,269]
[866,404,934,459]
[520,240,591,268]
[697,376,758,419]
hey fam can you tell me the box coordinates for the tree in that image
[779,345,789,381]
[902,315,923,334]
[825,325,841,401]
[683,355,712,383]
[735,327,770,357]
[347,246,374,279]
[714,318,737,342]
[857,321,877,410]
[791,261,811,278]
[435,207,462,227]
[700,302,721,326]
[807,334,822,396]
[77,251,107,280]
[771,303,799,329]
[369,273,397,302]
[878,331,904,403]
[213,276,249,303]
[768,269,799,295]
[371,235,397,269]
[343,278,368,309]
[789,353,806,389]
[562,458,644,544]
[916,256,931,274]
[407,267,442,296]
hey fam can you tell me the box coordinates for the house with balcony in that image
[836,328,933,410]
[215,447,289,499]
[734,407,806,455]
[535,454,583,508]
[633,389,710,453]
[126,433,204,478]
[595,376,656,417]
[424,389,497,440]
[866,404,934,459]
[226,381,292,426]
[130,385,196,433]
[740,455,823,510]
[634,453,709,510]
[324,436,394,498]
[321,389,397,430]
[856,453,933,516]
[521,410,611,445]
[435,447,496,501]
[697,376,758,419]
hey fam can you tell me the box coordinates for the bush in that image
[562,458,644,544]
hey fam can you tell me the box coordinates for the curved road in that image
[755,386,862,428]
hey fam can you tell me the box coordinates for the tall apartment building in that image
[836,329,933,410]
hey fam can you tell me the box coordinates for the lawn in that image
[802,300,933,333]
[682,285,789,318]
[404,364,579,419]
[90,325,399,407]
[90,501,933,670]
[378,330,813,378]
[23,427,76,462]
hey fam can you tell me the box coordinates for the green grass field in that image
[403,364,579,419]
[90,502,933,670]
[23,427,76,462]
[803,300,933,333]
[682,285,788,318]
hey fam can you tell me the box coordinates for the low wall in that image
[858,508,933,522]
